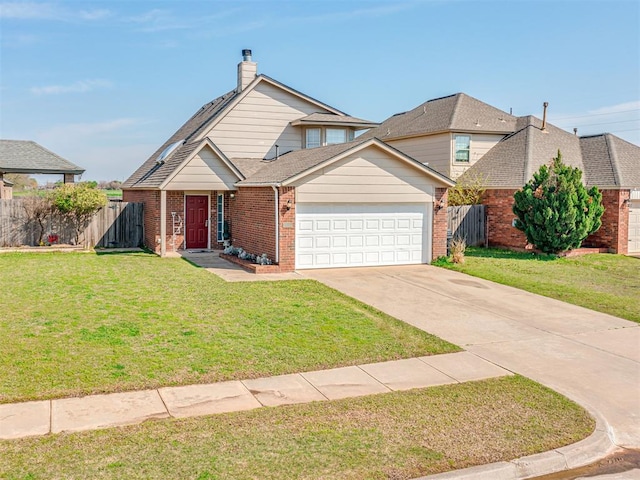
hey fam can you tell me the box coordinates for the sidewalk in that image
[0,351,511,439]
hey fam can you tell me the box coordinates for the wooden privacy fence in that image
[0,199,144,248]
[447,205,486,246]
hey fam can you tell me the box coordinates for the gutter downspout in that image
[160,190,167,256]
[271,185,279,263]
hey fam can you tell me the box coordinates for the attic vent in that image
[157,139,184,164]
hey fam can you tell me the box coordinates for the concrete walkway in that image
[0,352,511,439]
[178,250,304,282]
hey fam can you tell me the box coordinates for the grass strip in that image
[0,376,594,480]
[434,248,640,323]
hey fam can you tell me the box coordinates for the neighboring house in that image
[368,94,639,255]
[0,140,85,198]
[460,116,640,254]
[360,93,518,180]
[122,51,454,271]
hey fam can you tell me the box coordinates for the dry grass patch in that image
[0,376,594,480]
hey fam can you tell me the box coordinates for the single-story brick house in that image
[459,116,640,254]
[122,51,454,271]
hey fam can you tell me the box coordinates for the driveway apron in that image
[301,265,640,448]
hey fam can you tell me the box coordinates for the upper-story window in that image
[326,128,346,145]
[454,135,471,162]
[304,127,354,148]
[306,128,321,148]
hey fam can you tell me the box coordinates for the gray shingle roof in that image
[580,134,640,188]
[0,140,84,174]
[122,89,239,188]
[361,93,517,141]
[238,138,454,186]
[462,116,639,188]
[229,158,271,178]
[122,73,360,190]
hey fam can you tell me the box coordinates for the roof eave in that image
[290,119,380,129]
[0,167,85,175]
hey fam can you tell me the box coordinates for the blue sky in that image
[1,0,639,182]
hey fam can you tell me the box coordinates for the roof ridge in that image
[604,134,622,187]
[448,93,463,129]
[185,89,238,142]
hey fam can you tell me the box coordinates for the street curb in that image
[415,411,617,479]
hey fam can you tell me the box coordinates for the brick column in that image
[432,188,448,260]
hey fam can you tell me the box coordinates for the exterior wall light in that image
[286,199,292,210]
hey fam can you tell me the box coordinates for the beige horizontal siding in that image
[450,133,506,179]
[294,148,436,203]
[387,134,451,178]
[209,82,333,159]
[164,148,237,191]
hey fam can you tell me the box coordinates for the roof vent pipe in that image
[541,102,549,131]
[573,127,578,136]
[275,145,279,161]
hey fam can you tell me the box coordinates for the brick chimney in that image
[237,49,257,91]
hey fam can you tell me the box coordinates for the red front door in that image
[185,196,208,249]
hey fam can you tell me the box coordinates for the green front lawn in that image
[0,376,594,480]
[435,248,640,323]
[0,252,457,403]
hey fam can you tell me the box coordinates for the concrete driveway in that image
[301,264,640,449]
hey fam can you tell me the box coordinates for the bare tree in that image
[22,195,53,245]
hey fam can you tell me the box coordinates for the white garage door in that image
[629,202,640,253]
[295,203,430,269]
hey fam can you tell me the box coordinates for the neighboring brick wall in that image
[123,189,159,252]
[278,187,296,272]
[432,188,448,259]
[585,189,628,254]
[484,189,528,249]
[230,187,277,261]
[483,188,629,254]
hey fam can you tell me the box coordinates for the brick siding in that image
[433,188,448,259]
[484,189,528,249]
[483,188,629,254]
[278,187,296,272]
[585,189,629,254]
[230,187,277,262]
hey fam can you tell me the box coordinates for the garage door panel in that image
[350,236,363,247]
[333,236,347,248]
[296,203,431,269]
[315,236,330,248]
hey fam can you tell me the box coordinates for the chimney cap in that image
[242,49,252,61]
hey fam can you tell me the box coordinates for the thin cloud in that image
[588,101,640,116]
[39,118,146,141]
[0,2,111,21]
[125,7,240,33]
[30,79,113,95]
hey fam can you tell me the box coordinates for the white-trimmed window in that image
[326,128,347,145]
[306,128,321,148]
[304,127,354,149]
[454,135,471,162]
